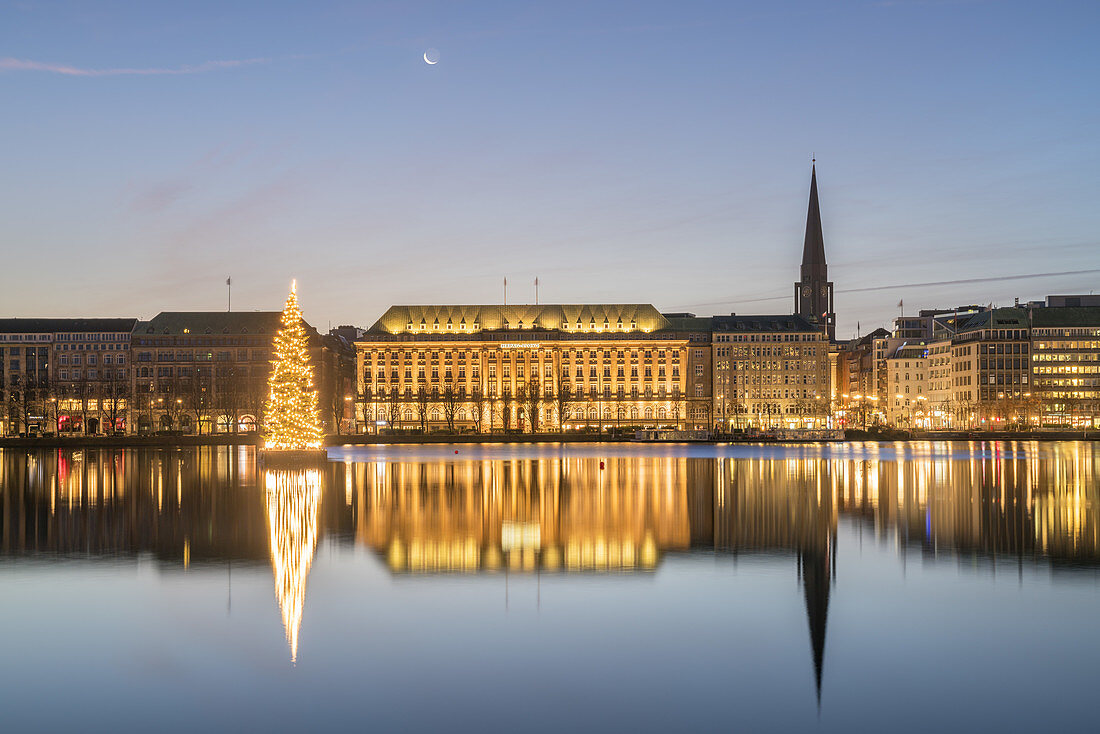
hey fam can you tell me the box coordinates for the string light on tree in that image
[265,280,324,451]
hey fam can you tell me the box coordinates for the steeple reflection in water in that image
[264,469,321,663]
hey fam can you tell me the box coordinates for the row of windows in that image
[365,405,682,423]
[714,333,822,342]
[54,343,128,351]
[134,337,270,347]
[362,349,680,363]
[56,354,126,366]
[136,366,257,378]
[1034,353,1099,362]
[730,375,820,385]
[137,350,265,363]
[363,385,683,399]
[0,332,129,342]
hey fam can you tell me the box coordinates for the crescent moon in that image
[423,52,438,65]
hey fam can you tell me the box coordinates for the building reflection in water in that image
[1,442,1098,694]
[265,470,321,663]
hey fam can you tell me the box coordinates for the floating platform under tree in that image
[260,448,329,468]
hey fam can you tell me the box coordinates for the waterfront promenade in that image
[1,430,1095,450]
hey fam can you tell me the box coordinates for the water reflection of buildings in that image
[1,443,1098,692]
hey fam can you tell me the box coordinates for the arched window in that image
[644,407,653,420]
[658,407,667,419]
[402,409,413,422]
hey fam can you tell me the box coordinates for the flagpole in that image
[227,276,232,312]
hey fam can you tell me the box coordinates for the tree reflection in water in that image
[265,469,320,663]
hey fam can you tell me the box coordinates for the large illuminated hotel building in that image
[353,304,709,431]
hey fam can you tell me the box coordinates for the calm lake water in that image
[1,441,1098,733]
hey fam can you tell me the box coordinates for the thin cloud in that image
[0,56,269,76]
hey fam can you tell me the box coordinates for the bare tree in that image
[442,384,459,432]
[220,365,247,433]
[554,375,574,434]
[8,375,38,435]
[244,374,266,432]
[470,387,485,433]
[100,365,126,434]
[520,377,541,433]
[160,375,184,431]
[501,389,514,432]
[416,387,429,431]
[325,368,348,435]
[186,373,211,434]
[72,370,92,434]
[386,387,401,430]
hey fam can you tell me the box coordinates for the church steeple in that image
[794,160,836,340]
[802,164,826,268]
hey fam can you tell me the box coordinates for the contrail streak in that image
[673,268,1100,309]
[0,57,269,76]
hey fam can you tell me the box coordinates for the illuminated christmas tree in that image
[264,281,324,450]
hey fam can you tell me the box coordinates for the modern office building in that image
[1029,306,1100,427]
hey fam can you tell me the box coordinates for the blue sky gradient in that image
[2,0,1097,335]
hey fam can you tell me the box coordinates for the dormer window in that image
[472,322,479,330]
[433,318,440,330]
[446,318,453,330]
[407,321,414,331]
[616,319,623,330]
[630,320,637,330]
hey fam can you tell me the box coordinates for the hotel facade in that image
[353,304,698,432]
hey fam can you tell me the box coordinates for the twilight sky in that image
[2,0,1097,337]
